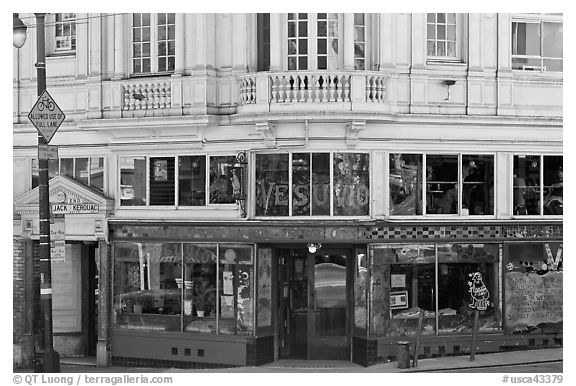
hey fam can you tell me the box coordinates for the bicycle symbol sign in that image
[28,90,66,143]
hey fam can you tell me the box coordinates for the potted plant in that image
[193,282,215,317]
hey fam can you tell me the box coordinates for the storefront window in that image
[437,244,501,334]
[504,242,562,334]
[32,157,105,191]
[183,244,217,333]
[74,158,89,185]
[291,153,331,216]
[114,242,256,335]
[178,156,206,206]
[426,155,458,214]
[256,152,369,217]
[255,154,289,216]
[113,242,182,332]
[60,158,74,178]
[462,155,494,215]
[209,156,237,204]
[389,154,423,215]
[149,157,175,205]
[90,157,104,191]
[543,156,563,215]
[370,245,436,337]
[369,243,502,338]
[120,157,147,206]
[513,155,562,215]
[333,153,370,216]
[389,153,494,217]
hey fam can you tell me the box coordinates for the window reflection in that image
[426,155,458,214]
[462,155,494,215]
[389,154,423,215]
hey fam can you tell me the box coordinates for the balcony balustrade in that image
[238,71,391,115]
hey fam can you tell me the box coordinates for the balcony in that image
[237,71,394,116]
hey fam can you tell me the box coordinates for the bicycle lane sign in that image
[28,89,66,143]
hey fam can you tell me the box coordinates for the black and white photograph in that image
[9,3,567,384]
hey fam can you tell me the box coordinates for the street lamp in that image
[13,12,60,373]
[13,14,27,48]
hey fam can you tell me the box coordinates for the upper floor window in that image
[511,16,563,72]
[427,13,458,60]
[389,153,494,216]
[54,13,76,53]
[286,13,366,71]
[354,13,366,70]
[32,156,104,191]
[119,155,238,207]
[513,155,562,216]
[132,13,175,75]
[255,152,369,217]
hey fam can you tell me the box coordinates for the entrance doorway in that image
[277,247,352,360]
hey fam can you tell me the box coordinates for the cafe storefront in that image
[106,221,562,368]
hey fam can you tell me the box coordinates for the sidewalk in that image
[37,347,561,373]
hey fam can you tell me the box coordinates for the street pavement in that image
[15,347,561,373]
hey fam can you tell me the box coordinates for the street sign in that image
[38,144,58,160]
[28,90,66,143]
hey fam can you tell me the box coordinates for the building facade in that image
[13,13,563,369]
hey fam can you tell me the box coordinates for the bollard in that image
[397,341,411,369]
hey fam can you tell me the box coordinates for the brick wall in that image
[13,238,35,369]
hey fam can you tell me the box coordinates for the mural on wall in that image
[257,248,272,328]
[505,243,563,334]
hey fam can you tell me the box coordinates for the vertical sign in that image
[50,215,66,263]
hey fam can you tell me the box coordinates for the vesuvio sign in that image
[28,90,66,143]
[51,203,99,214]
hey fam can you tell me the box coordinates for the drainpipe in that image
[274,119,310,149]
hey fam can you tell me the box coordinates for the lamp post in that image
[13,12,61,373]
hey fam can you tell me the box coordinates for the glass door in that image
[309,250,350,360]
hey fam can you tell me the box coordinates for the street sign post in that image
[28,90,65,143]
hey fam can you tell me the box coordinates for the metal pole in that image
[34,12,60,373]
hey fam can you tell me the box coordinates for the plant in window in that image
[193,281,216,317]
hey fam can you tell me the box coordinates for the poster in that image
[220,295,234,318]
[223,271,234,295]
[257,248,272,328]
[50,215,65,263]
[391,274,406,288]
[153,159,168,181]
[505,271,563,333]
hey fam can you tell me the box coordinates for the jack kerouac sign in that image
[28,90,66,143]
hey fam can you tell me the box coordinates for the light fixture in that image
[307,243,322,254]
[13,13,27,49]
[442,79,456,101]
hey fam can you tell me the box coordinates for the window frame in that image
[54,13,77,53]
[511,14,563,72]
[511,154,563,217]
[426,13,465,63]
[387,152,496,218]
[130,13,176,76]
[253,151,371,219]
[32,156,105,192]
[118,154,239,208]
[285,13,344,71]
